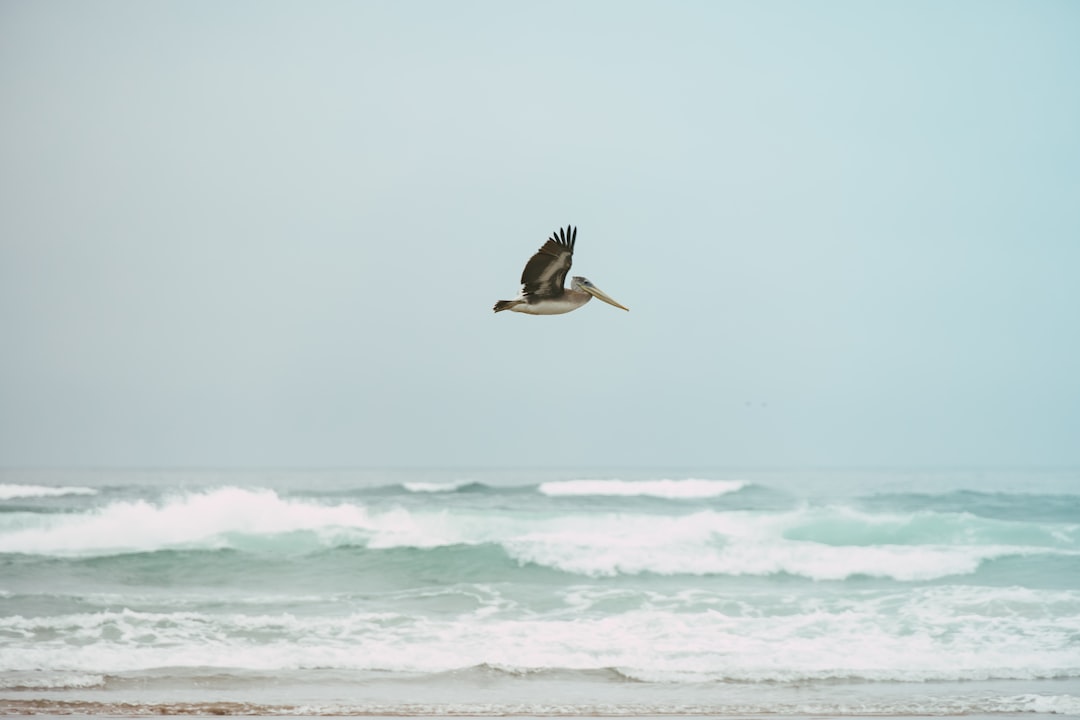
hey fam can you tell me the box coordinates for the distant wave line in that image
[539,478,747,499]
[397,479,751,499]
[402,480,482,493]
[0,484,98,500]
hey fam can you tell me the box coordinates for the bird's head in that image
[572,276,629,311]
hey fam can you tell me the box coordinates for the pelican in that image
[493,226,629,315]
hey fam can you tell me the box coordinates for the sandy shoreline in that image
[0,697,1065,718]
[0,706,1050,720]
[4,674,1079,718]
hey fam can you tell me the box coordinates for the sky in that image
[1,0,1078,468]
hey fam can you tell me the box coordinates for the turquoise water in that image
[1,467,1078,716]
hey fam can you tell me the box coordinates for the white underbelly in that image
[512,295,590,315]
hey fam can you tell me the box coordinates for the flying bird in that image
[493,226,629,315]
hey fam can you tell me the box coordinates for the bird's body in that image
[498,291,593,315]
[493,226,628,315]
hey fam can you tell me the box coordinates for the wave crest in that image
[0,484,98,501]
[402,481,487,493]
[539,478,746,499]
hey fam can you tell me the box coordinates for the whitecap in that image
[403,480,472,493]
[539,478,746,499]
[0,484,97,500]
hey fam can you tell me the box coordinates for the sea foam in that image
[2,585,1078,683]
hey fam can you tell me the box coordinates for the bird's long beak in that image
[584,284,629,311]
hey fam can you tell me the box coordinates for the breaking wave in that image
[1,487,1076,582]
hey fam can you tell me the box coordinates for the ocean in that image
[1,467,1078,717]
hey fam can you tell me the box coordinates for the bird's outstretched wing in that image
[520,226,575,299]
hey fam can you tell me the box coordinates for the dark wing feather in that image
[520,225,576,299]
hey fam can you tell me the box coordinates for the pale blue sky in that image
[1,1,1078,467]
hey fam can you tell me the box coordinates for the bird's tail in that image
[493,300,523,313]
